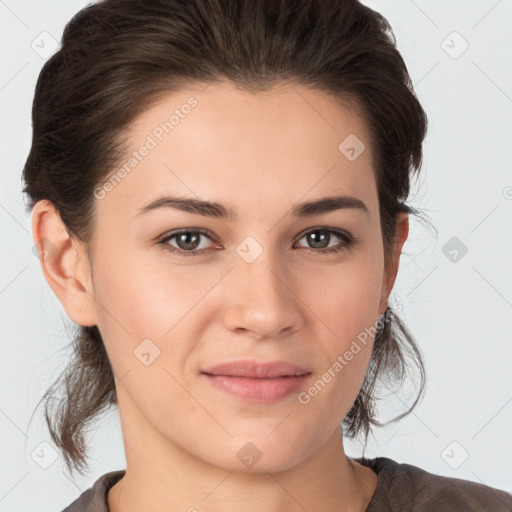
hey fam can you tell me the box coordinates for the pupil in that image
[178,232,199,250]
[309,231,328,249]
[175,230,332,251]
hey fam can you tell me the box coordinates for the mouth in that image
[201,360,312,402]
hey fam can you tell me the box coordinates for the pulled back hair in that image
[22,0,430,476]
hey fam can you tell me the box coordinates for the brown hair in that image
[22,0,430,476]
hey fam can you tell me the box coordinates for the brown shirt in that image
[61,456,512,511]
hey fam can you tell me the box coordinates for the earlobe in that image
[31,199,97,327]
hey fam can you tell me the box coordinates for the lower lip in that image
[202,374,311,402]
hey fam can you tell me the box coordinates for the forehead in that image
[97,80,377,221]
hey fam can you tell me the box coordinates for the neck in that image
[107,384,377,512]
[108,423,375,512]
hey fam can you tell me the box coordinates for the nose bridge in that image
[235,234,288,304]
[225,233,303,338]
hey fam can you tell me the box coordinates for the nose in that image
[221,245,305,341]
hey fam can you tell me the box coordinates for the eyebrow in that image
[134,194,369,220]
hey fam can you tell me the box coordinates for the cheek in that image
[91,246,216,371]
[306,252,384,341]
[90,247,169,369]
[93,242,181,331]
[301,250,383,396]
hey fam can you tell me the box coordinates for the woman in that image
[22,0,512,510]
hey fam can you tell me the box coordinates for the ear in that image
[378,211,409,317]
[31,199,97,327]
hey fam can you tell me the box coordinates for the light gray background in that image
[1,0,511,510]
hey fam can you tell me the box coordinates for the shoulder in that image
[353,456,512,512]
[60,470,125,512]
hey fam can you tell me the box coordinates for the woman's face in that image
[77,81,407,472]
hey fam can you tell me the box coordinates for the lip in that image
[201,360,311,402]
[202,360,310,378]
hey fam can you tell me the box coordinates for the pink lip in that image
[201,360,311,402]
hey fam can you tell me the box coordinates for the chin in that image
[200,436,314,475]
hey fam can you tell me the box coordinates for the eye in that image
[158,228,217,257]
[158,227,356,257]
[294,228,355,254]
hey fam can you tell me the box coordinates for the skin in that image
[32,80,408,512]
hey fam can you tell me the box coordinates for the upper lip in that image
[202,360,310,378]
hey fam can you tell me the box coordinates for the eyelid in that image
[157,227,219,248]
[157,226,353,247]
[157,226,357,259]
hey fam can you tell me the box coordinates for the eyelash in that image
[157,227,357,258]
